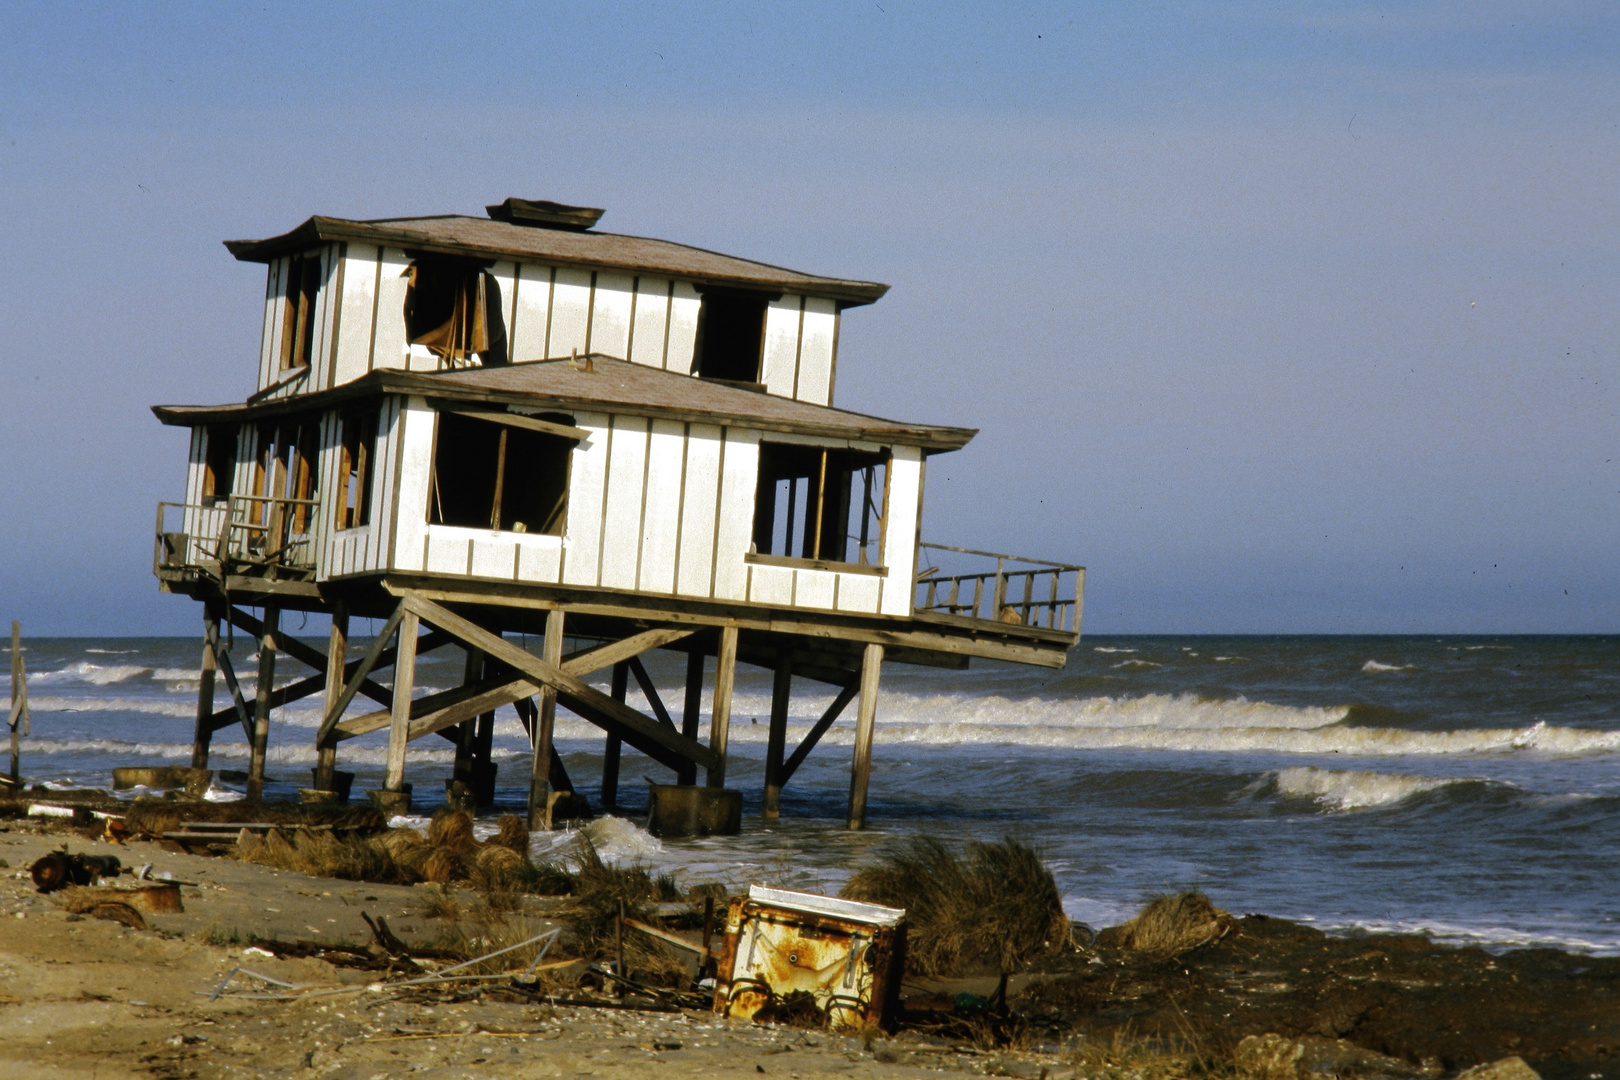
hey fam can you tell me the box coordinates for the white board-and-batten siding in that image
[255,247,838,404]
[372,402,909,617]
[319,396,404,580]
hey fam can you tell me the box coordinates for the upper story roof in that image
[153,355,976,453]
[225,200,890,307]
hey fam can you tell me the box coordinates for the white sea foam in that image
[1361,660,1412,673]
[1272,766,1463,811]
[1314,916,1619,956]
[85,649,140,655]
[1093,647,1137,654]
[532,816,662,868]
[1113,660,1162,669]
[31,662,151,686]
[150,668,200,682]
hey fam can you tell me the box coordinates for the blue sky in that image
[1,2,1615,634]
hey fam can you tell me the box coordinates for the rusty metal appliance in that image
[712,885,906,1031]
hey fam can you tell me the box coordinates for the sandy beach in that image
[2,809,1617,1080]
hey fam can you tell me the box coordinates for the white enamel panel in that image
[509,264,553,363]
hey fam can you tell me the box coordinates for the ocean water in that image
[6,633,1617,954]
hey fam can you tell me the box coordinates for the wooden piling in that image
[384,609,419,794]
[707,625,738,787]
[313,604,347,790]
[679,649,704,786]
[8,620,26,787]
[246,607,280,801]
[763,649,792,819]
[846,642,883,830]
[601,660,628,812]
[190,604,221,769]
[452,646,482,792]
[528,608,564,830]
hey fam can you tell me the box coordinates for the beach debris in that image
[1455,1058,1541,1080]
[30,850,123,893]
[1235,1033,1435,1080]
[712,885,906,1033]
[841,835,1069,1003]
[57,883,183,915]
[1107,890,1235,959]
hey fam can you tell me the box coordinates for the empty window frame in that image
[279,253,323,371]
[201,425,238,507]
[692,287,769,383]
[404,254,507,367]
[428,411,573,535]
[335,409,378,531]
[752,443,888,566]
[250,420,321,533]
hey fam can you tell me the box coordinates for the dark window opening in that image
[752,443,887,565]
[692,288,769,383]
[405,255,506,367]
[201,425,238,508]
[429,411,573,535]
[279,253,322,370]
[336,409,378,530]
[250,420,321,533]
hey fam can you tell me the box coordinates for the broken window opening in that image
[692,288,769,383]
[404,255,506,368]
[428,411,573,536]
[279,253,322,371]
[201,425,238,508]
[752,443,888,566]
[336,409,378,531]
[245,419,322,544]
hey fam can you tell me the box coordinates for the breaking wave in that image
[28,696,197,718]
[1269,766,1479,811]
[1362,660,1412,673]
[31,662,151,686]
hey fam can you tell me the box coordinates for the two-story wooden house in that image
[152,197,1083,828]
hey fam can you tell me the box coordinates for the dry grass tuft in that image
[491,815,529,855]
[237,825,420,884]
[427,808,479,853]
[1116,891,1235,959]
[841,835,1069,983]
[1065,1028,1235,1080]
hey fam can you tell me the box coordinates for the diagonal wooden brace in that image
[212,646,256,744]
[228,605,401,710]
[779,681,860,787]
[331,626,697,742]
[627,656,677,730]
[398,595,718,773]
[315,603,405,745]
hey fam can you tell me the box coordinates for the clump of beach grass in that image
[840,835,1069,1002]
[1114,891,1235,959]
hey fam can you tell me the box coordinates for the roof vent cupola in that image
[485,197,605,231]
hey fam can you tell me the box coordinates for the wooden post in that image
[384,609,419,793]
[529,608,564,830]
[247,607,279,801]
[706,625,738,788]
[846,642,884,830]
[679,648,704,786]
[314,604,347,790]
[452,646,482,790]
[763,649,791,819]
[8,620,23,787]
[190,603,221,769]
[601,660,628,812]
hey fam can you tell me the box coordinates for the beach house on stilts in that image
[151,198,1084,829]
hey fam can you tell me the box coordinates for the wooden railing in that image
[915,543,1084,633]
[155,494,321,580]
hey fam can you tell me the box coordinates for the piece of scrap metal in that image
[712,885,906,1032]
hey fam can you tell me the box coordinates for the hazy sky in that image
[1,2,1615,635]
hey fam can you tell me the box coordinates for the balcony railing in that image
[915,543,1083,634]
[155,494,321,581]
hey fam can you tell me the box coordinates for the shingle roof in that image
[224,215,889,306]
[152,357,975,452]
